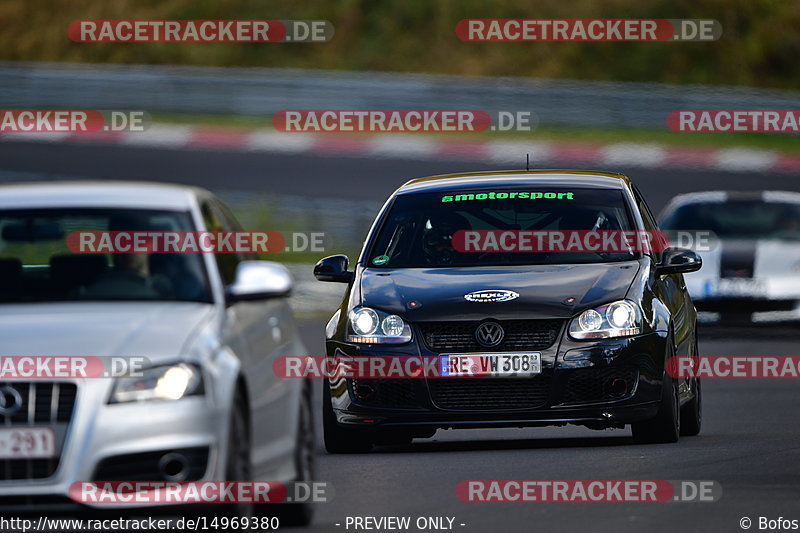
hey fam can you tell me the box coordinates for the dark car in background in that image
[315,170,703,452]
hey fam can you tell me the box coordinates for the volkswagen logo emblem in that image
[0,386,23,417]
[475,321,505,348]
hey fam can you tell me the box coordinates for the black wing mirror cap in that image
[314,254,354,283]
[656,247,703,275]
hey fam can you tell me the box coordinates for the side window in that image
[201,200,241,285]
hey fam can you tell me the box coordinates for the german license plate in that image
[440,353,541,377]
[0,428,56,459]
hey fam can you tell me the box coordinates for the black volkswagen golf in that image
[315,170,702,452]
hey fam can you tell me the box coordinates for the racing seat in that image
[421,212,472,265]
[559,208,610,231]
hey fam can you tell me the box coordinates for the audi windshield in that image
[0,208,212,303]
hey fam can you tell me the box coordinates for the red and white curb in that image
[2,125,798,174]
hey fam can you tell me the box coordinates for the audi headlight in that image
[347,307,412,344]
[109,363,203,403]
[569,300,641,339]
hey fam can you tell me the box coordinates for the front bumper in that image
[326,330,668,431]
[0,380,225,513]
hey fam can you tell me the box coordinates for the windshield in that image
[0,208,212,303]
[366,187,637,268]
[661,201,800,240]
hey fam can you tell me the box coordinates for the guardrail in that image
[2,61,799,129]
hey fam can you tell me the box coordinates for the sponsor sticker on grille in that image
[441,353,541,377]
[0,428,56,459]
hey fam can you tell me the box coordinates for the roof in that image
[397,170,631,195]
[0,181,206,210]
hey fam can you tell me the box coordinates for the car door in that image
[202,199,296,478]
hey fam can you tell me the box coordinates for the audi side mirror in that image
[226,261,292,302]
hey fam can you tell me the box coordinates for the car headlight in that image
[347,307,412,344]
[569,300,641,339]
[109,363,203,403]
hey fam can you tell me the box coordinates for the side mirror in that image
[226,261,292,302]
[314,254,354,283]
[656,247,702,275]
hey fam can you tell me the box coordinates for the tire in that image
[322,380,373,454]
[270,383,316,527]
[680,335,702,436]
[222,388,254,517]
[631,337,680,444]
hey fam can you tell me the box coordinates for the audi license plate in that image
[441,353,541,377]
[0,428,56,459]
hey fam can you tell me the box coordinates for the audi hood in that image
[0,302,215,359]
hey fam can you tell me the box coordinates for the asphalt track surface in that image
[1,140,799,533]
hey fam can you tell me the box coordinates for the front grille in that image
[429,374,551,410]
[0,382,77,480]
[561,366,638,405]
[419,320,563,353]
[350,379,418,408]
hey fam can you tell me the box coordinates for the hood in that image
[359,261,641,320]
[0,302,215,359]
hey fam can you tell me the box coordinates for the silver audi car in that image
[0,182,314,523]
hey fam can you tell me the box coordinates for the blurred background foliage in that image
[0,0,798,88]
